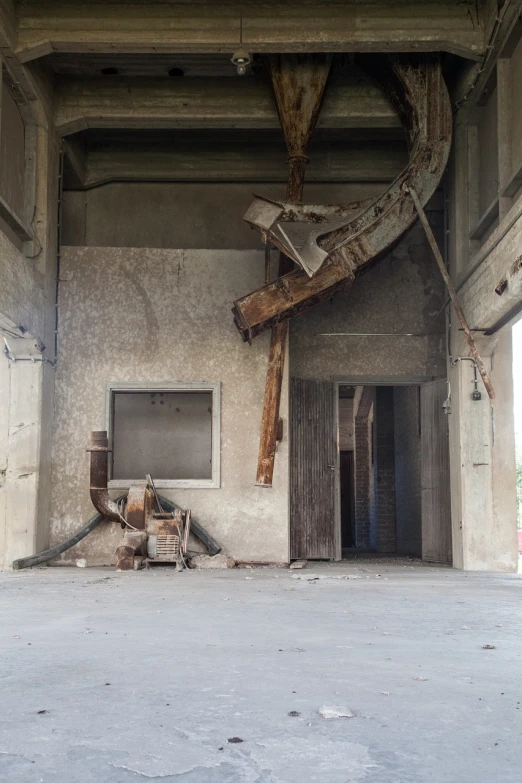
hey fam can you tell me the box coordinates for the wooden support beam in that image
[55,75,401,136]
[16,1,484,62]
[256,54,331,488]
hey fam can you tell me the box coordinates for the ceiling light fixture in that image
[231,48,251,76]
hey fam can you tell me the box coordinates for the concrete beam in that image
[55,75,402,136]
[74,138,407,188]
[16,0,484,61]
[62,136,86,189]
[458,201,522,332]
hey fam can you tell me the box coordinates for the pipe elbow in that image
[89,488,121,523]
[88,431,122,523]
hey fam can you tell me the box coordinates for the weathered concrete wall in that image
[290,216,446,381]
[49,246,289,565]
[61,182,385,250]
[0,85,25,220]
[459,204,522,330]
[393,386,422,557]
[448,199,520,571]
[0,120,59,569]
[477,88,498,217]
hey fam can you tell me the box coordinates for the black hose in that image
[12,494,127,570]
[12,493,221,569]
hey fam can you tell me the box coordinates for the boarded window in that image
[110,389,216,484]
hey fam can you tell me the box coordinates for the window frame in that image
[105,381,221,490]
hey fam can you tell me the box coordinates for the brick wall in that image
[372,387,397,553]
[354,413,371,547]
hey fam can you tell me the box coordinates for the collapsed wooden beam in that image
[256,54,331,488]
[233,55,452,340]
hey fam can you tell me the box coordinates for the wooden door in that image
[421,379,452,564]
[290,378,336,559]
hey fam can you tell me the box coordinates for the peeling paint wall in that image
[50,247,289,565]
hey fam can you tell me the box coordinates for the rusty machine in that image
[88,431,192,571]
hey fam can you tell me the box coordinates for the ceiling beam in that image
[16,1,484,62]
[55,75,402,136]
[74,138,407,188]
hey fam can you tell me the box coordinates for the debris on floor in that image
[289,560,307,570]
[319,706,355,720]
[291,573,361,581]
[189,554,236,570]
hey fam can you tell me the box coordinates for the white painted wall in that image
[49,247,289,565]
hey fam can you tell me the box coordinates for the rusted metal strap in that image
[408,186,495,400]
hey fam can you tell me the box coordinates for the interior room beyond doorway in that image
[338,382,451,563]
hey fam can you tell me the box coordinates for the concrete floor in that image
[1,562,521,782]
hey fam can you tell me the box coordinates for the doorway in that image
[290,376,452,562]
[336,381,451,561]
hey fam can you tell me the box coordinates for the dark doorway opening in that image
[337,381,451,562]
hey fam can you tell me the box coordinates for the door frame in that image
[332,374,434,560]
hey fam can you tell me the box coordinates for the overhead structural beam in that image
[54,76,401,137]
[75,140,407,189]
[453,0,522,112]
[256,54,331,488]
[16,1,484,62]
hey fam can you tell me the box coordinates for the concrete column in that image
[448,330,518,571]
[373,387,397,553]
[0,337,48,569]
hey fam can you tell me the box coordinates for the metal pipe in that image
[12,499,126,570]
[86,431,122,523]
[408,186,495,400]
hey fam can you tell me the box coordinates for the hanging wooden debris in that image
[232,55,452,342]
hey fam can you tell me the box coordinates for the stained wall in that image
[49,246,289,565]
[290,214,447,381]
